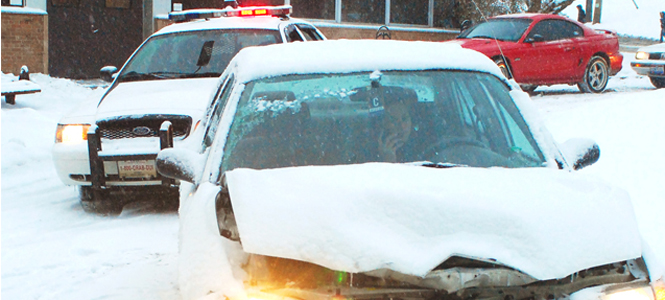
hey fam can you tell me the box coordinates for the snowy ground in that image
[2,50,664,300]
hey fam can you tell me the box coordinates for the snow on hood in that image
[225,163,642,280]
[637,42,665,53]
[95,78,219,121]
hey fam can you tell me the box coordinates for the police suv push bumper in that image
[86,121,175,197]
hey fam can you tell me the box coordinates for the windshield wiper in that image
[407,161,465,168]
[469,35,504,41]
[118,71,186,82]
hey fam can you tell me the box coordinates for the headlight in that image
[602,286,655,300]
[653,279,665,300]
[599,281,663,300]
[55,124,91,144]
[635,51,650,60]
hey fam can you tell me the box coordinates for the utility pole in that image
[592,0,602,24]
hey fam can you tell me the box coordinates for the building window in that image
[390,0,428,25]
[290,0,335,20]
[106,0,131,9]
[342,0,384,24]
[434,0,459,28]
[51,0,79,7]
[1,0,24,6]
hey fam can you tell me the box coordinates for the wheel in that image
[650,77,665,89]
[520,84,538,94]
[79,186,123,216]
[577,56,609,93]
[494,58,512,79]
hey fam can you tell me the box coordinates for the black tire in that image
[494,58,512,79]
[520,84,538,94]
[650,77,665,89]
[79,186,123,216]
[577,56,609,93]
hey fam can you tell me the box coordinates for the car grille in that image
[649,52,664,60]
[96,115,192,140]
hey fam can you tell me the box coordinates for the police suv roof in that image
[227,39,507,84]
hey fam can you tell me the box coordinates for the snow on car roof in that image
[230,39,507,83]
[154,15,301,36]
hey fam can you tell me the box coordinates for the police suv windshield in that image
[118,29,281,82]
[220,70,545,173]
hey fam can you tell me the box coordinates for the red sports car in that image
[453,13,623,93]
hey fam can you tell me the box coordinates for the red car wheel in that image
[578,56,609,93]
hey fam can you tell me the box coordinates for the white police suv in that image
[52,1,325,215]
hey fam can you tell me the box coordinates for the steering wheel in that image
[421,137,487,160]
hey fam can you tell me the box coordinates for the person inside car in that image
[376,87,419,163]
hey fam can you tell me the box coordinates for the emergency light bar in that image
[169,5,292,22]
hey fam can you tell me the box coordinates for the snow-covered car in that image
[51,3,325,215]
[155,40,664,300]
[452,13,623,93]
[630,42,665,88]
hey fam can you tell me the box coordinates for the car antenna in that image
[467,0,515,79]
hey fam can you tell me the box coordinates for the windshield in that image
[118,29,281,82]
[458,18,532,42]
[221,70,545,173]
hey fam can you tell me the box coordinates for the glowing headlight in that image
[653,279,665,300]
[55,124,91,144]
[602,285,655,300]
[635,51,650,60]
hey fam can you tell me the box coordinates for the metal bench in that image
[1,66,41,105]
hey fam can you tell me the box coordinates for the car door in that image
[517,20,576,83]
[554,20,586,81]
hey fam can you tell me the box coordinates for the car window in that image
[458,18,533,42]
[296,24,324,41]
[118,29,281,82]
[202,74,235,151]
[527,20,583,41]
[284,24,305,42]
[219,70,545,174]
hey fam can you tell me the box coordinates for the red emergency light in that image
[169,5,291,22]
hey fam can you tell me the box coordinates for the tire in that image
[79,186,123,216]
[577,56,609,93]
[520,84,538,94]
[650,77,665,89]
[494,58,512,79]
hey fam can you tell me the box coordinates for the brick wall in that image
[1,10,48,75]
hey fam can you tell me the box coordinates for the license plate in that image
[117,160,157,179]
[649,66,665,75]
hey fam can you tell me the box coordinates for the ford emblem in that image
[132,126,152,136]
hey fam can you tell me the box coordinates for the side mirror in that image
[525,34,544,43]
[100,66,118,83]
[460,20,473,32]
[560,138,600,170]
[156,148,204,184]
